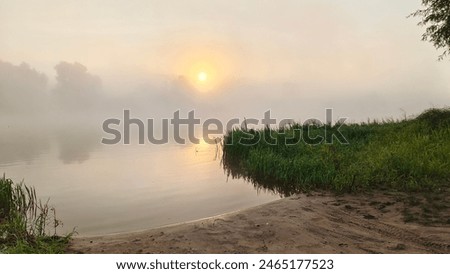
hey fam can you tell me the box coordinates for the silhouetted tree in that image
[53,62,102,112]
[410,0,450,60]
[0,61,48,114]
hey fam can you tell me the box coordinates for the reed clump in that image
[0,175,73,253]
[222,108,450,194]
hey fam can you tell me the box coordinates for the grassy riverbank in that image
[222,108,450,195]
[0,175,72,253]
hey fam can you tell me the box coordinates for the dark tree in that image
[410,0,450,60]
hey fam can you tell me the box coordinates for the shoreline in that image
[72,198,283,239]
[68,191,450,254]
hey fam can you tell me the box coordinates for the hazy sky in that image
[1,0,449,120]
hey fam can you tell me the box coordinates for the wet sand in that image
[68,192,450,254]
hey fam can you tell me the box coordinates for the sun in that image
[173,45,236,93]
[197,71,208,82]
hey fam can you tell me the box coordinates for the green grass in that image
[222,108,450,195]
[0,175,73,253]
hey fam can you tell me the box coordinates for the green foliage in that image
[222,108,450,195]
[0,175,73,253]
[411,0,450,60]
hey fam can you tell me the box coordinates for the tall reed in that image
[222,108,450,194]
[0,175,72,253]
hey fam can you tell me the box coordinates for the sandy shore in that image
[68,192,450,254]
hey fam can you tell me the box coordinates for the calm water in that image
[0,123,279,236]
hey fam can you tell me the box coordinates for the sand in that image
[68,192,450,254]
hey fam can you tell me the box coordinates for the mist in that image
[1,0,450,137]
[1,0,450,243]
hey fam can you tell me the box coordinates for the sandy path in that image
[68,192,450,254]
